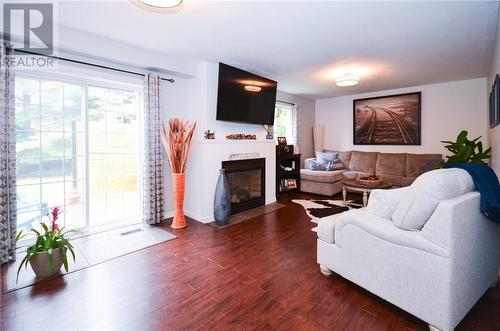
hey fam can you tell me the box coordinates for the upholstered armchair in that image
[317,169,500,331]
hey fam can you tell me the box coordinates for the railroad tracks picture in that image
[353,92,421,145]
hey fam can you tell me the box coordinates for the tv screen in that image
[216,63,277,125]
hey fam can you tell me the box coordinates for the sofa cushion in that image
[377,174,404,187]
[406,153,442,177]
[400,176,417,187]
[300,169,344,183]
[376,153,406,176]
[349,151,377,173]
[392,168,475,230]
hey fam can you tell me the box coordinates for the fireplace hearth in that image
[221,158,265,214]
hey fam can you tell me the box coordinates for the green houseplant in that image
[441,130,491,167]
[16,206,78,281]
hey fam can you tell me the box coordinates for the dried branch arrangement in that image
[160,118,197,173]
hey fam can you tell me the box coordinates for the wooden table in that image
[341,178,392,207]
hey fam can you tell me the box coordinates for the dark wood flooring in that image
[1,192,499,331]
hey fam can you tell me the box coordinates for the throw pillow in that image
[325,159,345,171]
[315,151,338,165]
[305,159,325,171]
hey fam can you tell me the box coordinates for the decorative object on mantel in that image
[161,118,197,229]
[229,153,260,160]
[263,125,274,140]
[214,169,231,226]
[226,134,257,140]
[203,130,215,139]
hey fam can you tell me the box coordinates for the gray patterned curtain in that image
[143,74,164,224]
[291,104,301,148]
[0,44,17,264]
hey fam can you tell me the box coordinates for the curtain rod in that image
[276,100,296,106]
[10,48,175,83]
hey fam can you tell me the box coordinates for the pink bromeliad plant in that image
[16,206,79,281]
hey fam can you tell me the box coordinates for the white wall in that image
[159,61,315,221]
[315,78,488,157]
[488,10,500,176]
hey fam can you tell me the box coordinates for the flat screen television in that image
[216,63,277,125]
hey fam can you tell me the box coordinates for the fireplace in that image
[221,158,265,214]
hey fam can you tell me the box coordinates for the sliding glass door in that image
[87,86,141,227]
[15,75,142,231]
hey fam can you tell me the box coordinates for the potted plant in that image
[16,206,78,281]
[441,130,491,167]
[160,118,196,229]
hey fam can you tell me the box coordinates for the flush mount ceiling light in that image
[335,73,360,87]
[138,0,182,8]
[244,85,262,92]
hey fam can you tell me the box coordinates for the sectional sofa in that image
[300,150,442,196]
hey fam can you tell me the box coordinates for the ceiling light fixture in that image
[335,73,360,87]
[138,0,182,8]
[244,85,262,92]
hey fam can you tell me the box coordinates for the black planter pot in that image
[214,169,231,226]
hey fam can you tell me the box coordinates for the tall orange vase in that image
[171,173,187,229]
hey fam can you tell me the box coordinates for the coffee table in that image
[341,178,392,207]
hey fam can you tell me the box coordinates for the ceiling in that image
[44,1,500,98]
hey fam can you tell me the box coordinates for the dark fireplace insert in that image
[221,158,265,214]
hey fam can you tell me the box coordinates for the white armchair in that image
[317,169,500,331]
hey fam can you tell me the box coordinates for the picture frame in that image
[353,92,421,145]
[490,74,500,128]
[277,136,287,145]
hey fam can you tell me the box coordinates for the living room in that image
[1,1,499,331]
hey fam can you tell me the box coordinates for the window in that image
[15,75,141,231]
[274,101,298,146]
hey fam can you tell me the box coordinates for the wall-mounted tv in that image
[216,63,277,125]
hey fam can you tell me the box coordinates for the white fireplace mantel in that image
[182,139,276,223]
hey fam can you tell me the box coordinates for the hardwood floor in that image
[1,192,499,331]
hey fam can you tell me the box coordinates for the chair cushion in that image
[349,151,377,173]
[300,169,345,183]
[376,153,406,176]
[392,168,475,230]
[406,153,442,177]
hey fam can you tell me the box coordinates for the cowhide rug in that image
[292,199,361,232]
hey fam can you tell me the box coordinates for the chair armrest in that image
[366,187,410,219]
[335,210,448,257]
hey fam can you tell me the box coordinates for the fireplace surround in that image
[221,158,266,214]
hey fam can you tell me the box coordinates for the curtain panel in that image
[143,74,164,224]
[291,104,300,148]
[0,44,17,264]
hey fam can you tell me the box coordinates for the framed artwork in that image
[277,136,287,145]
[490,74,500,128]
[353,92,421,145]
